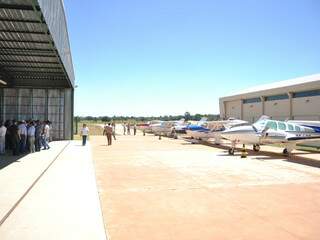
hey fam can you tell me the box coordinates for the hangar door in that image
[225,100,241,119]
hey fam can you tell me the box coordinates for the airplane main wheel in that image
[283,148,288,155]
[253,144,260,152]
[228,148,235,155]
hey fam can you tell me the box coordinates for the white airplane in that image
[136,120,162,134]
[151,119,186,137]
[221,116,320,155]
[185,118,248,144]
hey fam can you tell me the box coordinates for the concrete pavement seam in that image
[0,141,71,227]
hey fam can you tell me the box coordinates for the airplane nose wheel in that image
[253,144,260,152]
[283,148,288,155]
[228,148,235,155]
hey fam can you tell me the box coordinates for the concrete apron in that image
[0,141,106,240]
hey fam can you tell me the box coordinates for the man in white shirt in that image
[27,121,36,153]
[80,124,89,146]
[18,120,27,153]
[42,121,50,150]
[0,121,7,155]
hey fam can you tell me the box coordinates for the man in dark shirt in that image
[8,121,20,156]
[35,120,43,152]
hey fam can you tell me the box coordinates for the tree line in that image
[74,112,220,123]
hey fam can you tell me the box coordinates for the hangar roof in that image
[220,73,320,101]
[0,0,74,88]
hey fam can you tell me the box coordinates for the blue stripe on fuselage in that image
[186,125,210,133]
[301,125,320,133]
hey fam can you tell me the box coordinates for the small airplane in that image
[185,118,248,144]
[221,116,320,155]
[151,119,186,138]
[136,120,162,134]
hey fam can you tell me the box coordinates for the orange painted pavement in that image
[91,133,320,240]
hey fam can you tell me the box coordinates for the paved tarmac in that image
[92,133,320,240]
[0,141,106,240]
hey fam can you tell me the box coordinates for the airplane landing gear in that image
[228,141,236,155]
[253,144,260,152]
[283,143,295,156]
[228,148,235,155]
[143,130,146,136]
[283,148,288,155]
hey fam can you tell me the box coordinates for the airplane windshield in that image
[253,119,267,131]
[266,121,277,130]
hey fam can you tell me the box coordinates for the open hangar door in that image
[0,0,75,140]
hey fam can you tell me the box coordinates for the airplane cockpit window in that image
[304,127,313,133]
[266,121,277,130]
[288,124,294,131]
[278,122,286,131]
[253,119,267,130]
[295,125,301,131]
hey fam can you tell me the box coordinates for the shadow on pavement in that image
[180,139,320,169]
[0,153,27,170]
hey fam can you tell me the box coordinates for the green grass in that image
[74,121,104,136]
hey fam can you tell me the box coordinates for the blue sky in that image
[64,0,320,116]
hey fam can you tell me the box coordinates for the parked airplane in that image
[185,118,248,144]
[221,116,320,155]
[136,120,162,134]
[151,119,186,137]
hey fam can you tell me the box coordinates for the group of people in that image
[79,122,138,147]
[79,122,116,147]
[122,122,137,136]
[0,120,51,156]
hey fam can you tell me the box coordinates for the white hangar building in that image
[219,74,320,123]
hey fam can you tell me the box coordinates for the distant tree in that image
[101,116,111,122]
[184,111,191,121]
[193,114,202,121]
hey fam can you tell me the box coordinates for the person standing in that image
[27,121,35,153]
[122,122,126,135]
[18,120,27,153]
[103,123,113,146]
[35,120,42,152]
[80,124,89,146]
[0,121,7,155]
[127,122,131,135]
[9,121,20,156]
[112,122,116,140]
[133,124,137,136]
[42,120,50,150]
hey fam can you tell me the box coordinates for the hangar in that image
[219,74,320,123]
[0,0,74,140]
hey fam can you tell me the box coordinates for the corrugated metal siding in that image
[37,0,75,86]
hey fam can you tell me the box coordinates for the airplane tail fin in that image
[177,118,185,124]
[197,117,208,126]
[223,119,248,129]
